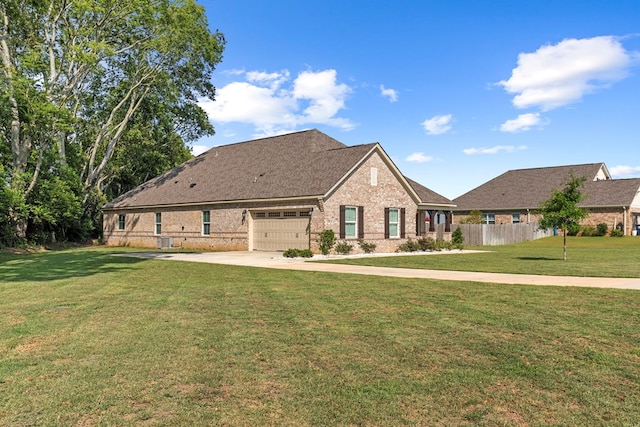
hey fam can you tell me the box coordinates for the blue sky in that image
[195,0,640,199]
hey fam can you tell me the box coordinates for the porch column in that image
[427,209,436,232]
[444,211,452,232]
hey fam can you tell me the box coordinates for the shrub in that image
[417,237,437,251]
[610,228,624,237]
[334,241,353,255]
[397,239,420,252]
[580,226,596,237]
[566,223,581,236]
[595,223,608,236]
[357,239,376,254]
[436,238,453,250]
[283,248,313,258]
[452,226,464,248]
[317,229,336,255]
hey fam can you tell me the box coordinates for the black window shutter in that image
[415,211,420,236]
[400,208,406,238]
[339,205,346,239]
[384,208,390,239]
[358,206,364,239]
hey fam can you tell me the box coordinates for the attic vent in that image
[189,183,196,188]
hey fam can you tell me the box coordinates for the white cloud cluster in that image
[500,36,633,111]
[199,69,354,137]
[610,165,640,178]
[406,152,433,163]
[422,114,452,135]
[499,113,544,133]
[463,145,527,155]
[380,85,398,102]
[498,36,637,133]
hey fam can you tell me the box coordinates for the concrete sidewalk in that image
[123,251,640,290]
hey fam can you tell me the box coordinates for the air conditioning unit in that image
[157,237,173,249]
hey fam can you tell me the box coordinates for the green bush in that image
[610,228,624,237]
[452,226,464,248]
[595,223,608,236]
[283,248,313,258]
[580,226,596,237]
[397,239,421,252]
[417,237,437,251]
[436,238,453,250]
[357,239,376,254]
[317,229,336,255]
[335,241,353,255]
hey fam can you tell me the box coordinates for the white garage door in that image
[253,212,310,251]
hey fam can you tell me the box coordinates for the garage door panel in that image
[253,217,309,251]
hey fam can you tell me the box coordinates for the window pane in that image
[203,224,210,235]
[345,207,357,222]
[389,223,398,237]
[156,213,161,223]
[389,209,398,223]
[203,211,210,222]
[345,223,356,238]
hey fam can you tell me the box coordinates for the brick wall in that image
[322,151,418,253]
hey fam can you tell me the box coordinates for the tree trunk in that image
[563,230,567,261]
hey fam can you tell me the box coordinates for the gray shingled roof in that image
[105,129,453,209]
[405,177,456,207]
[453,163,640,210]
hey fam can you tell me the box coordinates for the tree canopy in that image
[538,174,588,260]
[0,0,224,246]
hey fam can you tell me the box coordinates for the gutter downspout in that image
[527,209,530,223]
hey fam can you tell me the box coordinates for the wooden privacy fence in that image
[454,222,554,246]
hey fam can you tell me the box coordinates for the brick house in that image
[103,129,455,252]
[453,163,640,235]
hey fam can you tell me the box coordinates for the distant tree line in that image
[0,0,224,247]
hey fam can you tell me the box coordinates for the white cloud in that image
[499,113,545,133]
[199,69,354,137]
[380,85,398,102]
[463,145,527,155]
[610,165,640,178]
[406,152,433,163]
[422,114,452,135]
[499,36,635,111]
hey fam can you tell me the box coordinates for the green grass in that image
[1,247,640,426]
[320,236,640,278]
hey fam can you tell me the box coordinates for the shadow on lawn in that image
[0,250,144,283]
[517,256,561,261]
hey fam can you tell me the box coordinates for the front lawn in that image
[321,236,640,277]
[1,247,639,425]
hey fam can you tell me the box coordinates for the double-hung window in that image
[344,206,357,238]
[118,214,125,230]
[155,213,162,235]
[512,213,520,224]
[483,213,495,225]
[202,210,211,235]
[388,208,400,238]
[385,207,405,238]
[340,205,363,239]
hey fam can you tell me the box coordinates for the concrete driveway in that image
[123,250,640,290]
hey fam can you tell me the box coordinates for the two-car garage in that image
[251,211,311,251]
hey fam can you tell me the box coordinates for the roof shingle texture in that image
[105,129,453,209]
[453,163,640,210]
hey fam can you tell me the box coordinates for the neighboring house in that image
[103,129,455,252]
[453,163,640,235]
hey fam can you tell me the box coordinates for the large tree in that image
[538,174,588,261]
[0,0,223,244]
